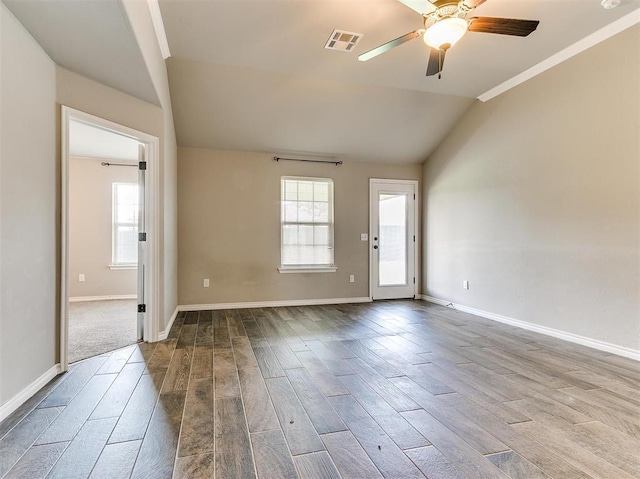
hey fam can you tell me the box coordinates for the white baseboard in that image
[0,364,62,424]
[419,295,640,361]
[178,297,372,313]
[158,306,180,341]
[69,294,137,303]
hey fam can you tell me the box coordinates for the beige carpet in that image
[68,299,138,363]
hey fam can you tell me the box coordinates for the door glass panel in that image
[378,193,407,286]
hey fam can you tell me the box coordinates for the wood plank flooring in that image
[1,300,639,478]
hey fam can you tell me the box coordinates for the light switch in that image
[360,233,368,241]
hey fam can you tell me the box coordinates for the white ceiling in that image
[161,0,639,162]
[6,0,638,164]
[3,0,160,106]
[167,58,473,163]
[70,120,140,162]
[159,0,639,98]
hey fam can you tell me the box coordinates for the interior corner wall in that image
[422,25,640,352]
[120,0,179,331]
[162,109,178,330]
[178,148,422,305]
[0,3,57,406]
[68,157,137,298]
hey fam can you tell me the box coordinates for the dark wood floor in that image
[1,301,639,479]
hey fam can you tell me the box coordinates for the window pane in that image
[113,183,139,265]
[379,193,407,286]
[299,225,313,245]
[314,182,328,202]
[282,245,333,265]
[116,184,138,224]
[117,202,137,224]
[282,224,298,245]
[281,177,334,267]
[116,226,138,264]
[313,202,328,223]
[118,184,138,204]
[283,201,297,222]
[314,225,329,245]
[297,201,314,222]
[298,181,313,201]
[284,180,298,201]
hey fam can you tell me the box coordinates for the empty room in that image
[0,1,638,479]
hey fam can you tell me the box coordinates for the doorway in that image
[370,179,418,300]
[68,150,140,362]
[61,107,160,371]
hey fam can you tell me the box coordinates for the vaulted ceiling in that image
[4,0,160,106]
[5,0,639,163]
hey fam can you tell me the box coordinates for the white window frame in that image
[278,176,337,273]
[111,182,139,269]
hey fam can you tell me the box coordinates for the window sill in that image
[278,266,337,274]
[108,264,137,271]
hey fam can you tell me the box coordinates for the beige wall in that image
[422,26,640,351]
[0,3,57,406]
[69,157,137,298]
[0,0,177,414]
[57,64,176,331]
[178,148,421,305]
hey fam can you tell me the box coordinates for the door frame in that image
[60,106,161,372]
[369,178,419,301]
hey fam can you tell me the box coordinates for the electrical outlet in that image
[349,274,355,283]
[203,278,210,288]
[463,280,469,290]
[360,233,368,241]
[78,274,85,282]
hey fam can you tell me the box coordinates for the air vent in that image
[324,30,363,52]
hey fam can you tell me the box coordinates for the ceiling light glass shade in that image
[423,17,469,50]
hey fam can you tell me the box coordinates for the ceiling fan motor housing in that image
[423,0,470,42]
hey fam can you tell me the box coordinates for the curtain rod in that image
[101,161,137,167]
[273,156,343,166]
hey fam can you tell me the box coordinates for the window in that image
[112,182,139,267]
[279,177,336,272]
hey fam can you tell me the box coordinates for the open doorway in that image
[67,133,140,362]
[61,107,160,371]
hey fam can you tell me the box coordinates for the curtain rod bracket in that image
[273,156,342,166]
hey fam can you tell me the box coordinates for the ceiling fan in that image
[358,0,540,78]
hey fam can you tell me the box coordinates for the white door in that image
[370,180,417,300]
[137,144,146,341]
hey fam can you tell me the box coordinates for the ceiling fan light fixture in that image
[423,17,468,50]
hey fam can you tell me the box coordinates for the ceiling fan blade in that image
[426,47,445,77]
[461,0,487,9]
[358,29,425,62]
[397,0,437,15]
[468,17,540,36]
